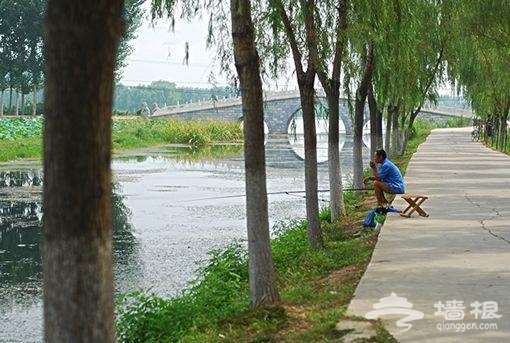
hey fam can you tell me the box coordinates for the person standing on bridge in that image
[363,149,405,208]
[151,102,160,115]
[140,102,150,118]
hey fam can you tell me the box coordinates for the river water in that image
[0,133,370,342]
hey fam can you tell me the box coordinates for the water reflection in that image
[0,186,139,283]
[0,179,139,322]
[362,120,387,149]
[288,112,347,135]
[287,116,348,163]
[0,201,42,290]
[0,170,43,188]
[112,184,141,275]
[288,133,347,163]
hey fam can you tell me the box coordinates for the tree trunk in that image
[300,83,323,248]
[391,106,399,158]
[491,115,495,147]
[494,114,500,149]
[353,43,374,194]
[376,109,383,150]
[367,83,377,158]
[42,1,124,342]
[353,97,365,194]
[401,108,419,156]
[275,0,322,248]
[21,93,25,115]
[385,105,392,153]
[501,100,510,152]
[315,0,348,221]
[9,86,13,113]
[327,88,345,219]
[230,0,279,307]
[0,90,4,116]
[399,111,406,152]
[33,84,38,116]
[500,118,507,151]
[15,92,20,116]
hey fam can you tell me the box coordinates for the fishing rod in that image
[184,187,374,203]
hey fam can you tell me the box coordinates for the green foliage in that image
[446,1,509,151]
[446,1,510,118]
[0,0,145,109]
[116,213,375,342]
[393,118,433,174]
[410,118,434,139]
[0,118,42,140]
[111,119,243,149]
[0,137,41,161]
[270,220,309,272]
[319,205,332,223]
[344,0,448,115]
[116,243,250,343]
[435,116,471,129]
[343,189,365,214]
[169,144,243,162]
[115,0,145,81]
[0,0,45,100]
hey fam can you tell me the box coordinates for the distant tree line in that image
[113,80,237,113]
[0,0,143,116]
[0,0,44,116]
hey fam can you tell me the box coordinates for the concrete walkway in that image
[348,128,510,342]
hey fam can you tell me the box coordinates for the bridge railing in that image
[153,89,335,116]
[153,90,471,118]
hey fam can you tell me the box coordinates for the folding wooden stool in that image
[400,194,429,218]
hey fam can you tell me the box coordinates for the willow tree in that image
[315,0,348,219]
[447,0,510,151]
[230,0,280,307]
[367,82,383,158]
[397,0,449,156]
[352,42,374,193]
[255,0,323,248]
[342,0,377,192]
[115,0,145,81]
[347,0,447,161]
[151,0,280,306]
[43,0,124,341]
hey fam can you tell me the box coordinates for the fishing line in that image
[284,192,330,203]
[184,188,374,202]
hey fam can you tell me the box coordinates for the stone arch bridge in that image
[152,90,473,134]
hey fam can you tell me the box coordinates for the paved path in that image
[348,128,510,342]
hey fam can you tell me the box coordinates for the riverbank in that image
[114,119,437,342]
[0,117,243,162]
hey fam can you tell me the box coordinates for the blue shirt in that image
[378,158,405,194]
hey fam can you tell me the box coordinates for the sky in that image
[119,9,221,88]
[119,2,298,90]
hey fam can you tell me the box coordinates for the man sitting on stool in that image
[363,149,405,208]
